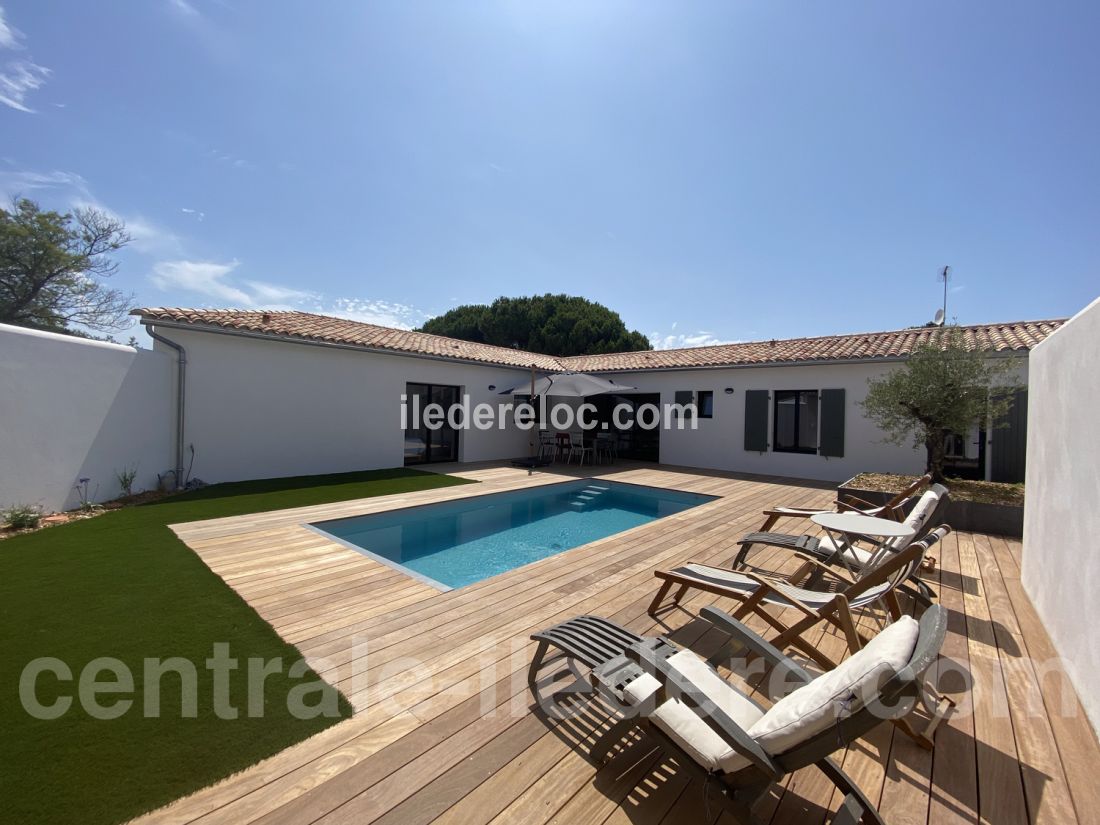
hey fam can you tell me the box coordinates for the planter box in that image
[837,478,1023,538]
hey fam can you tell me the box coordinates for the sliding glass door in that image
[404,382,461,465]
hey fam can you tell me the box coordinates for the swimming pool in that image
[309,480,716,590]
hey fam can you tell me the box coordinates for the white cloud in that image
[168,0,200,17]
[0,60,49,112]
[0,165,183,259]
[244,280,317,305]
[181,207,205,221]
[0,167,91,201]
[649,327,738,350]
[122,214,183,256]
[202,148,253,170]
[151,260,252,304]
[150,260,322,309]
[0,6,49,112]
[320,298,432,329]
[0,6,20,49]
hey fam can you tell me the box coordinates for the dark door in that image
[588,393,661,461]
[991,390,1028,483]
[943,427,986,480]
[404,382,461,465]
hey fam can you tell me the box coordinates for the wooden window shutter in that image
[819,388,845,458]
[744,390,769,451]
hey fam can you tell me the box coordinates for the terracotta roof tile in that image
[132,308,561,370]
[133,308,1064,373]
[560,319,1065,371]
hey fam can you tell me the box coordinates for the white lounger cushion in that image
[622,649,765,774]
[746,615,920,755]
[614,617,918,774]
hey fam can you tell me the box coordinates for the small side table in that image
[810,512,916,576]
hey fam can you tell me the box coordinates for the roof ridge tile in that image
[132,308,1064,372]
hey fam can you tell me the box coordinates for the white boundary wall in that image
[0,324,174,511]
[1021,296,1100,734]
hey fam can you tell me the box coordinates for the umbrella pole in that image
[529,364,536,474]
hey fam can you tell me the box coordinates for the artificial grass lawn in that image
[0,468,474,825]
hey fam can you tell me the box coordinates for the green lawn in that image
[0,468,474,825]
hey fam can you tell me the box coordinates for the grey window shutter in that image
[819,389,845,457]
[674,390,694,417]
[744,390,769,451]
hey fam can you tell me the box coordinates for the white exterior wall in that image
[153,327,533,484]
[598,357,1028,482]
[0,317,1040,512]
[0,324,174,511]
[1021,296,1100,734]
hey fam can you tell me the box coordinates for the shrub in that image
[4,504,43,530]
[115,466,138,497]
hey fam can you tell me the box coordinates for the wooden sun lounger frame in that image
[647,526,956,748]
[529,605,950,825]
[734,472,933,568]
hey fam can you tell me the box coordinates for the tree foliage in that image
[0,198,133,333]
[860,327,1022,481]
[419,294,652,357]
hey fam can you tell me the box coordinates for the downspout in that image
[146,324,187,490]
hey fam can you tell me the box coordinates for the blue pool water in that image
[310,480,716,590]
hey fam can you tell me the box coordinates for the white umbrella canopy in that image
[500,372,637,397]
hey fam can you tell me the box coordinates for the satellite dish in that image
[933,308,945,326]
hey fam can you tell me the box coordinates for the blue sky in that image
[2,1,1097,347]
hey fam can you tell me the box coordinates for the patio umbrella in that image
[502,371,637,470]
[499,372,637,397]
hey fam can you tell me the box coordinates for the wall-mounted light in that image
[724,387,735,395]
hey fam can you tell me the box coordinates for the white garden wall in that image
[0,324,174,512]
[1021,296,1100,734]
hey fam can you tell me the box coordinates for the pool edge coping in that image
[301,522,455,592]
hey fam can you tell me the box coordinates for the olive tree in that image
[860,327,1022,482]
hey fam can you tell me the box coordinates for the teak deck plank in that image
[133,462,1095,825]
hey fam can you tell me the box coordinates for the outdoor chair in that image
[563,432,594,466]
[738,473,932,561]
[594,432,617,464]
[733,484,949,603]
[647,526,955,746]
[537,432,556,462]
[762,473,931,526]
[529,605,950,825]
[553,432,572,462]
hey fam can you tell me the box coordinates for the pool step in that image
[569,485,611,510]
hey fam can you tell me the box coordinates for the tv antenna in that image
[938,266,951,322]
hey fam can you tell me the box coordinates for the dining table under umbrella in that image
[500,370,638,468]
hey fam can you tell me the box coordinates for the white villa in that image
[0,308,1061,513]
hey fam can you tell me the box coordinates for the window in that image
[773,390,818,453]
[697,391,713,418]
[513,394,542,426]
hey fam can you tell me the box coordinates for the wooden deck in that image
[136,463,1100,825]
